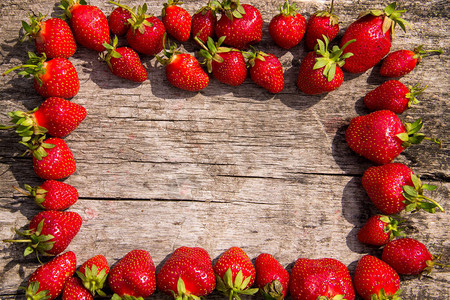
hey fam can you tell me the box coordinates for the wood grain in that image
[0,0,449,299]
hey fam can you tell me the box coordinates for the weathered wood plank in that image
[0,0,449,299]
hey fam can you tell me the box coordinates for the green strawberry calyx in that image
[196,36,237,73]
[215,268,259,300]
[278,0,298,17]
[315,0,339,26]
[396,118,442,148]
[155,33,182,66]
[423,254,450,277]
[111,294,144,300]
[413,45,443,64]
[220,0,246,21]
[359,2,411,34]
[379,215,405,240]
[370,288,402,300]
[109,1,153,34]
[2,52,47,86]
[20,12,46,43]
[23,281,51,300]
[313,35,355,82]
[405,83,427,108]
[172,277,201,300]
[317,295,348,300]
[59,0,88,20]
[12,184,49,208]
[243,47,270,68]
[402,173,444,213]
[2,219,55,262]
[260,279,284,300]
[101,35,123,71]
[21,135,56,161]
[76,264,108,297]
[0,107,47,143]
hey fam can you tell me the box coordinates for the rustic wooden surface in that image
[0,0,449,299]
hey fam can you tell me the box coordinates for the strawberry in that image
[3,211,82,258]
[157,38,209,92]
[191,3,217,44]
[77,255,110,296]
[197,36,247,86]
[62,277,93,300]
[110,2,166,56]
[109,6,132,37]
[1,97,86,141]
[102,36,147,82]
[305,0,339,50]
[364,81,426,114]
[162,0,191,42]
[24,251,77,300]
[15,179,78,211]
[340,2,410,73]
[21,13,76,59]
[254,253,289,300]
[213,246,258,300]
[289,257,355,300]
[362,163,444,215]
[108,249,156,299]
[3,52,79,99]
[245,49,284,93]
[156,246,216,299]
[26,136,77,180]
[380,45,443,78]
[345,110,441,165]
[357,215,404,246]
[381,238,439,276]
[60,0,110,52]
[353,255,401,300]
[296,36,354,95]
[215,1,263,50]
[269,0,306,49]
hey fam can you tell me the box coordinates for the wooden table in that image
[0,0,448,299]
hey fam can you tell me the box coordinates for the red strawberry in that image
[77,255,110,296]
[109,6,132,36]
[345,110,441,165]
[3,52,79,99]
[213,246,258,299]
[60,0,110,52]
[197,36,247,86]
[289,257,355,300]
[364,81,426,114]
[21,13,76,59]
[362,163,444,215]
[215,1,263,50]
[191,4,217,44]
[305,0,339,50]
[24,251,77,300]
[162,0,191,42]
[110,2,166,56]
[245,49,284,93]
[157,39,209,92]
[382,238,438,276]
[353,255,401,300]
[380,45,443,78]
[254,253,289,300]
[269,0,306,49]
[27,136,77,180]
[357,215,404,246]
[3,211,82,258]
[296,36,354,95]
[108,249,156,299]
[340,2,410,73]
[15,179,79,210]
[156,246,216,299]
[1,97,86,140]
[62,277,93,300]
[102,36,147,82]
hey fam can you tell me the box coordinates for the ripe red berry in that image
[269,0,306,49]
